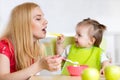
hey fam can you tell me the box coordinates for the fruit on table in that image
[104,65,120,80]
[81,67,100,80]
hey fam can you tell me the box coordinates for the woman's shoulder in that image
[0,39,9,50]
[0,38,13,48]
[0,38,14,57]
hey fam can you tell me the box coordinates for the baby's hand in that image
[100,68,104,75]
[56,34,65,55]
[56,34,65,44]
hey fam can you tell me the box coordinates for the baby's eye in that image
[78,34,81,37]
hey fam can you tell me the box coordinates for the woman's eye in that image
[36,18,41,21]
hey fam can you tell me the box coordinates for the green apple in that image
[81,68,100,80]
[104,65,120,80]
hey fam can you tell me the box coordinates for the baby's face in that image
[74,25,94,48]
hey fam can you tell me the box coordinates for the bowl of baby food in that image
[67,65,88,76]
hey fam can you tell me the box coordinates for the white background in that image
[0,0,120,34]
[0,0,120,64]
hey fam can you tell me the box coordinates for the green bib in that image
[61,44,102,75]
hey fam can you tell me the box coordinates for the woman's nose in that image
[45,19,48,24]
[42,18,48,25]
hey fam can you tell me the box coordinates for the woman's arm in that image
[0,54,43,80]
[0,54,62,80]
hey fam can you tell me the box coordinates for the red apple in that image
[104,65,120,80]
[81,68,100,80]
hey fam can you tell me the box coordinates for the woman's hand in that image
[38,55,62,71]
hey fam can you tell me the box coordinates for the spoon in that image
[62,58,79,65]
[55,55,79,66]
[47,32,61,37]
[66,59,79,65]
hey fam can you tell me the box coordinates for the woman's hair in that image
[77,18,106,47]
[1,2,45,70]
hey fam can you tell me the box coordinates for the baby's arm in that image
[56,35,65,55]
[100,53,110,75]
[61,45,71,58]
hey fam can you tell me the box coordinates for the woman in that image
[0,2,62,80]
